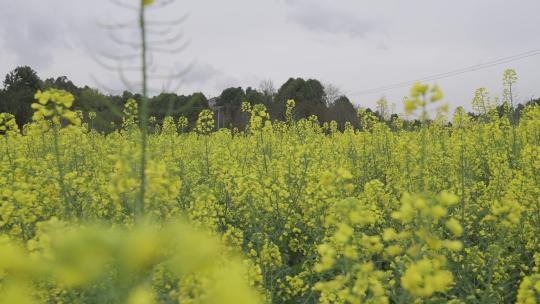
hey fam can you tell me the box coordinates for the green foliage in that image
[1,66,42,127]
[275,78,326,120]
[0,84,539,303]
[327,95,358,129]
[149,92,209,125]
[0,66,536,134]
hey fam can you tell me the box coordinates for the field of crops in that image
[0,85,539,303]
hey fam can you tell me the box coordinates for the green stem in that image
[4,137,15,185]
[136,0,149,222]
[420,103,427,192]
[459,115,466,226]
[53,127,70,219]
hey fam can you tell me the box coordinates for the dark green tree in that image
[217,87,245,107]
[42,76,80,95]
[150,92,183,121]
[77,87,123,132]
[245,87,267,105]
[176,92,208,124]
[275,78,327,120]
[328,95,358,129]
[2,66,42,126]
[216,87,245,128]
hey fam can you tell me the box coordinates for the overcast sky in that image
[1,0,539,111]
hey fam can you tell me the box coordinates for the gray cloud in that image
[376,41,389,51]
[0,2,65,68]
[0,0,539,110]
[181,62,221,85]
[284,1,374,38]
[192,65,240,95]
[160,61,240,95]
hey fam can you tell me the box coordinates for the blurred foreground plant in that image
[0,218,262,304]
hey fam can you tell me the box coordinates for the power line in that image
[349,49,540,96]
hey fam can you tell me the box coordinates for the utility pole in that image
[216,106,221,129]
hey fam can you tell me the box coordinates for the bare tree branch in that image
[89,0,192,99]
[146,25,176,36]
[97,51,140,62]
[110,0,138,11]
[146,14,189,26]
[147,0,176,9]
[108,32,141,49]
[90,74,122,96]
[149,40,190,54]
[88,52,124,71]
[117,64,140,91]
[88,49,141,72]
[97,20,138,30]
[147,30,184,45]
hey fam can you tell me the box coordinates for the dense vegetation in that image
[2,66,537,134]
[0,71,539,303]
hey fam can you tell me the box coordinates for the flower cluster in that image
[0,113,18,135]
[195,109,215,134]
[249,104,271,132]
[404,82,447,121]
[0,80,538,303]
[122,98,139,130]
[31,89,81,131]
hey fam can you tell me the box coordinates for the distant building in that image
[208,97,218,110]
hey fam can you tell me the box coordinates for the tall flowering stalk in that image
[403,82,445,191]
[28,89,81,219]
[135,0,151,221]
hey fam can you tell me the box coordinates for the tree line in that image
[0,66,538,132]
